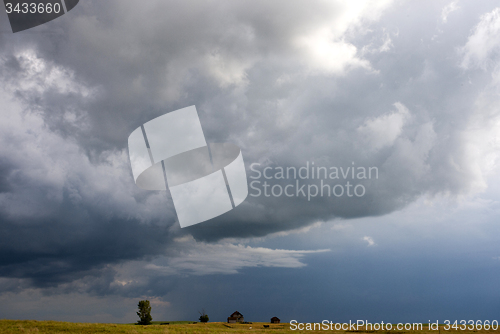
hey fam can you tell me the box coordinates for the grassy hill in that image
[0,320,498,334]
[0,320,288,333]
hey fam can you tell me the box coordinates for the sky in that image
[0,0,500,324]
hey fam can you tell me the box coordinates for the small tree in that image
[136,300,152,325]
[198,309,209,323]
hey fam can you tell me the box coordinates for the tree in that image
[136,300,152,325]
[198,309,209,323]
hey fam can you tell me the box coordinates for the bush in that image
[198,309,209,323]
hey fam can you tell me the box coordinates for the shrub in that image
[198,309,209,323]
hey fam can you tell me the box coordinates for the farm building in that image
[227,311,244,323]
[271,317,280,324]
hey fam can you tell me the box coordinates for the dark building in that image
[271,317,280,324]
[227,311,244,323]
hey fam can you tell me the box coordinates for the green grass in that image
[141,321,196,325]
[0,320,288,333]
[0,320,498,334]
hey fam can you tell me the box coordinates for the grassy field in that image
[0,320,498,334]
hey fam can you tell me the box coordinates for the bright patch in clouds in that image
[357,102,410,151]
[294,0,394,74]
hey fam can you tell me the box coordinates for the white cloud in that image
[460,81,500,196]
[295,30,371,75]
[458,8,500,194]
[102,235,330,284]
[357,102,410,151]
[270,221,323,237]
[7,49,96,98]
[294,0,394,74]
[361,31,395,54]
[442,1,460,23]
[331,223,353,230]
[142,238,330,276]
[378,34,394,53]
[363,236,376,246]
[460,7,500,70]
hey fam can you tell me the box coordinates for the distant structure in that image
[271,317,280,324]
[227,311,244,323]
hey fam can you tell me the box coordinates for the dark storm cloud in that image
[0,0,499,296]
[0,213,170,287]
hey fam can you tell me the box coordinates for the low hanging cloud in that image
[144,238,330,276]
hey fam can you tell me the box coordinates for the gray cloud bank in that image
[1,0,500,312]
